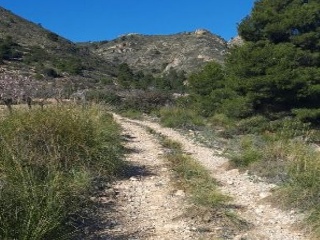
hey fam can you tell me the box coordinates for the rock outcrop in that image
[83,29,228,74]
[228,35,244,47]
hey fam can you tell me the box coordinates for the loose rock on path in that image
[89,114,309,239]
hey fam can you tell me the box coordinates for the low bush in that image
[43,67,59,77]
[159,106,205,129]
[120,90,172,113]
[0,104,124,239]
[23,45,49,64]
[218,96,253,118]
[0,36,23,61]
[119,109,144,119]
[219,115,269,138]
[234,115,269,135]
[209,113,234,129]
[228,135,263,167]
[86,89,122,105]
[268,117,311,140]
[46,32,59,42]
[227,117,313,180]
[292,108,320,125]
[55,58,83,75]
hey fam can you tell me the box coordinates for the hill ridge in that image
[82,28,228,75]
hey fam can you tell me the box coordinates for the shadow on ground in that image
[72,132,156,239]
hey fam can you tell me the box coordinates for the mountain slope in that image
[83,29,228,75]
[0,7,230,99]
[0,7,117,94]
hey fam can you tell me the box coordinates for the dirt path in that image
[93,114,308,239]
[90,114,199,239]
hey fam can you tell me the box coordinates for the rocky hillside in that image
[0,7,117,95]
[228,35,244,47]
[82,29,228,75]
[0,6,233,98]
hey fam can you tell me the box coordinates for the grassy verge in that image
[0,104,124,239]
[157,108,320,236]
[216,117,320,237]
[161,138,228,208]
[146,127,249,236]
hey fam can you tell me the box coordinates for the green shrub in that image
[236,115,269,134]
[86,89,122,105]
[269,117,311,140]
[263,137,320,237]
[292,108,320,125]
[46,32,59,42]
[119,109,143,119]
[120,90,172,113]
[43,67,59,77]
[55,58,83,75]
[226,115,320,236]
[100,77,113,85]
[266,139,320,236]
[218,96,253,118]
[0,105,124,239]
[229,135,263,167]
[0,36,22,61]
[24,46,49,64]
[159,106,205,129]
[281,141,320,209]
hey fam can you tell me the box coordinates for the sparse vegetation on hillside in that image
[0,35,23,62]
[85,30,227,75]
[116,62,186,92]
[0,7,118,89]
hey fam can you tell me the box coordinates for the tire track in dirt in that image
[93,114,200,239]
[116,115,308,240]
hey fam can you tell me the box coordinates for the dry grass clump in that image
[224,118,320,237]
[0,104,124,239]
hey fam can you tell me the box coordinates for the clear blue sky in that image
[0,0,256,42]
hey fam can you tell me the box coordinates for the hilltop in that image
[82,29,228,75]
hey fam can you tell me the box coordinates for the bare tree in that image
[0,73,87,111]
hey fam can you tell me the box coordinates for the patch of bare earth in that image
[86,114,309,239]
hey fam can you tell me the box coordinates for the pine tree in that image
[225,0,320,121]
[117,63,135,89]
[238,0,320,50]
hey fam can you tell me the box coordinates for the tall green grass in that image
[0,104,124,239]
